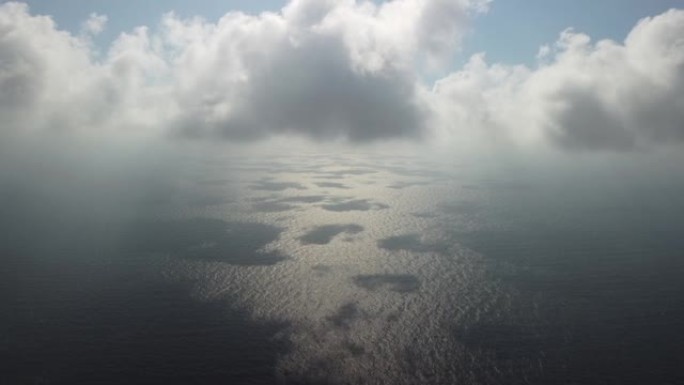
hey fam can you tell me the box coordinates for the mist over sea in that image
[2,152,684,384]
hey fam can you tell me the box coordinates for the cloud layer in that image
[1,1,683,150]
[434,9,684,150]
[0,0,487,143]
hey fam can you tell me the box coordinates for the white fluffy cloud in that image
[0,2,172,146]
[0,1,683,150]
[82,13,107,35]
[0,0,487,144]
[435,9,684,150]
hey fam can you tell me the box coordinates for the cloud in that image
[0,0,488,144]
[82,13,108,35]
[434,9,684,151]
[0,1,683,151]
[166,0,488,141]
[0,2,171,147]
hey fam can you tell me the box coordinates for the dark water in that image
[2,154,684,384]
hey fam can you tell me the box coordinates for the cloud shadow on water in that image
[352,274,420,293]
[299,224,364,245]
[321,199,389,212]
[315,182,350,189]
[278,195,327,204]
[251,195,327,212]
[377,234,447,254]
[327,302,364,329]
[387,181,431,189]
[119,218,287,265]
[252,201,296,213]
[250,181,307,191]
[314,169,378,178]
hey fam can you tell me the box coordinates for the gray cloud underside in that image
[174,35,427,142]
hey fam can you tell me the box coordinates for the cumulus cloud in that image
[434,9,684,150]
[0,0,487,144]
[82,13,107,35]
[0,1,683,150]
[0,2,171,147]
[165,0,490,141]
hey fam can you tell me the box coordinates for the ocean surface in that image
[2,153,684,384]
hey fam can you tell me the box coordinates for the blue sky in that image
[464,0,684,64]
[16,0,684,66]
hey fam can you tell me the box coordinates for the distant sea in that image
[2,153,683,384]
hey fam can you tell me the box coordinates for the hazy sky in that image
[1,0,683,151]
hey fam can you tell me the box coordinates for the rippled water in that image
[3,153,684,384]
